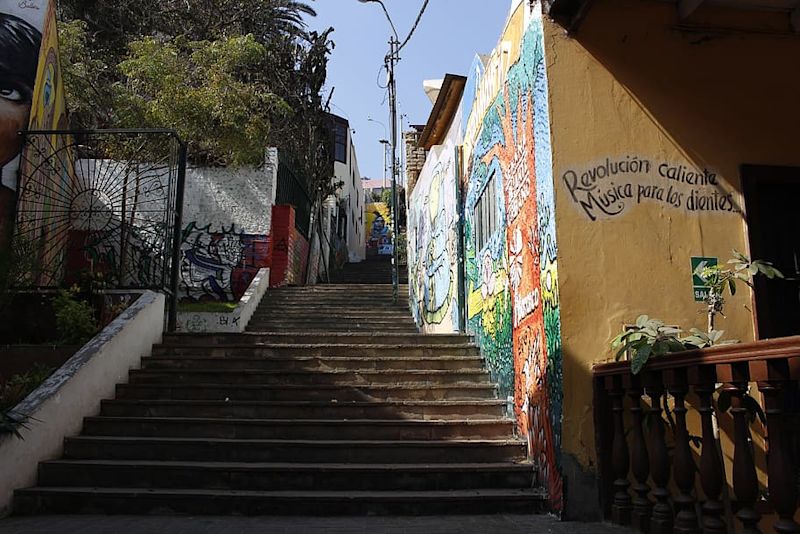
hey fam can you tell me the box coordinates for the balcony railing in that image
[593,336,800,533]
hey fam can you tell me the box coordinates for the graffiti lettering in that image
[563,156,739,221]
[18,0,40,9]
[513,288,540,328]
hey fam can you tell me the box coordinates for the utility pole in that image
[359,0,429,303]
[387,36,400,303]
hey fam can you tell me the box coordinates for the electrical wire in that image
[397,0,430,53]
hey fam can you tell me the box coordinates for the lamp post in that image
[367,117,390,191]
[359,0,400,303]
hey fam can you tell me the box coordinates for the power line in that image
[397,0,429,53]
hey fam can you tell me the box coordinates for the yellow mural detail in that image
[16,0,73,286]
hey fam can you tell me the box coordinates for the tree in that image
[57,0,336,195]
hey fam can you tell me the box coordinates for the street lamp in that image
[359,0,401,303]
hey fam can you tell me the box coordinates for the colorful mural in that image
[365,201,392,256]
[0,0,45,243]
[462,9,563,512]
[408,155,460,332]
[180,222,270,302]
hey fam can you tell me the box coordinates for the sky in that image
[308,0,512,182]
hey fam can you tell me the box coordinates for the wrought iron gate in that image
[12,129,186,329]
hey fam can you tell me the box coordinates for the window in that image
[334,120,348,163]
[474,171,498,252]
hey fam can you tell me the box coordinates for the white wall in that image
[332,129,365,263]
[180,149,278,301]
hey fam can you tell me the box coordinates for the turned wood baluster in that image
[665,369,699,534]
[718,362,761,534]
[688,365,726,534]
[645,374,673,534]
[624,373,652,533]
[751,359,800,534]
[608,374,632,525]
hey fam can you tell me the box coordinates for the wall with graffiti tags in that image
[180,153,277,302]
[460,4,564,512]
[407,107,462,334]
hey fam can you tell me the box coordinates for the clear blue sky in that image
[308,0,511,181]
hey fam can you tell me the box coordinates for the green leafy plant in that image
[612,251,782,374]
[0,364,55,412]
[611,316,685,374]
[52,288,98,345]
[694,249,783,332]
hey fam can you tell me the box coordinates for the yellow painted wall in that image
[543,0,800,471]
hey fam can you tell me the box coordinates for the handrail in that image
[593,335,800,376]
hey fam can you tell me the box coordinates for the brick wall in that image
[269,205,309,287]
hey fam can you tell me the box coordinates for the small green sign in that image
[691,256,717,302]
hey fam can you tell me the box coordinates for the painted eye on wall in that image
[0,87,23,102]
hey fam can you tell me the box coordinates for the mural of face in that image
[0,13,41,169]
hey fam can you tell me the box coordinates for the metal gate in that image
[12,129,186,329]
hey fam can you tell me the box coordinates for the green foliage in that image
[1,364,53,439]
[0,364,54,412]
[0,235,38,312]
[52,289,98,345]
[117,35,290,166]
[612,251,783,374]
[396,232,407,265]
[57,0,336,201]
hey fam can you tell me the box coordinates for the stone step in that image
[62,436,528,464]
[128,369,489,386]
[245,317,417,326]
[115,383,499,402]
[37,460,535,492]
[150,344,479,358]
[14,487,546,516]
[245,323,419,333]
[81,417,514,440]
[142,355,485,372]
[249,312,413,321]
[162,332,471,346]
[99,400,506,420]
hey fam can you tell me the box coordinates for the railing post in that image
[665,368,699,534]
[168,141,187,333]
[608,374,632,525]
[718,362,761,534]
[689,365,726,534]
[624,373,652,533]
[751,359,800,534]
[645,373,673,534]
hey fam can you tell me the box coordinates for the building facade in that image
[406,0,800,521]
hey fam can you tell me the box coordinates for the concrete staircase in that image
[14,283,545,516]
[333,255,409,285]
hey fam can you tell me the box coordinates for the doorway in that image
[743,164,800,339]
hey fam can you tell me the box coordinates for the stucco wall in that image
[0,291,164,514]
[180,149,277,302]
[408,106,462,334]
[542,0,800,510]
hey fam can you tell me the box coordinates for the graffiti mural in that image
[0,0,45,242]
[365,202,392,256]
[408,157,460,332]
[180,222,270,302]
[462,7,563,512]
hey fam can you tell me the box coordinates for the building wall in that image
[180,150,277,302]
[332,126,365,264]
[407,106,462,334]
[461,2,564,512]
[542,0,800,513]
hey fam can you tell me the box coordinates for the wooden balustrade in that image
[594,336,800,534]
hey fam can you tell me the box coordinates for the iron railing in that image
[13,129,186,330]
